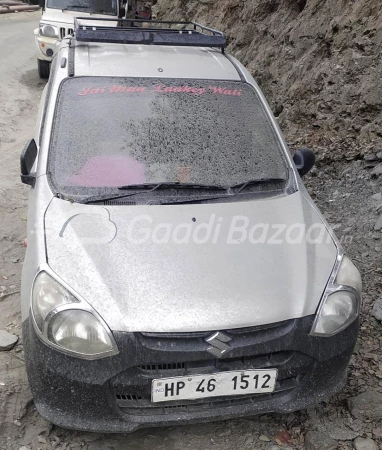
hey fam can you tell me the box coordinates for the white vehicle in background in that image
[34,0,136,79]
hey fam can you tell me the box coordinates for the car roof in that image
[71,43,242,81]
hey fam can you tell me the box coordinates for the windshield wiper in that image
[160,195,233,205]
[83,180,286,205]
[83,191,148,204]
[82,183,227,204]
[163,178,288,204]
[118,182,227,191]
[62,5,89,10]
[230,178,287,194]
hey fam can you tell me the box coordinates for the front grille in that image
[116,394,142,401]
[138,362,186,372]
[60,27,74,39]
[103,200,137,206]
[137,351,296,374]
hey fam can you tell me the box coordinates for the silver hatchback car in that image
[20,18,362,433]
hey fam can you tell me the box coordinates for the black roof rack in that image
[72,18,227,52]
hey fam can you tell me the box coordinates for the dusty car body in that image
[20,19,362,432]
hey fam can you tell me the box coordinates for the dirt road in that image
[0,13,44,330]
[0,11,382,450]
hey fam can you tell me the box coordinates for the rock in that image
[371,164,382,176]
[353,437,378,450]
[377,151,382,160]
[349,418,363,432]
[348,390,382,419]
[371,193,382,201]
[364,161,379,168]
[37,435,47,444]
[53,427,66,437]
[328,427,358,441]
[69,443,81,449]
[364,154,378,161]
[259,435,271,442]
[51,436,60,448]
[305,431,338,450]
[371,299,382,321]
[0,330,18,351]
[374,215,382,231]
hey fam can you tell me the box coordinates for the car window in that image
[48,77,289,199]
[46,0,117,14]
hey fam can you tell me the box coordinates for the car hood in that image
[41,9,117,26]
[44,192,337,333]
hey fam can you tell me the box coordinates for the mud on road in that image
[1,10,382,450]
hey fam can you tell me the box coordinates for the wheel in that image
[37,59,50,79]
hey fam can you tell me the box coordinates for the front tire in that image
[37,59,50,79]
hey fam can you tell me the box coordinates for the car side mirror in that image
[20,139,38,187]
[293,148,315,177]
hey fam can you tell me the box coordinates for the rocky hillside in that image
[156,0,382,160]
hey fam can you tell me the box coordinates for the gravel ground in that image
[1,10,382,450]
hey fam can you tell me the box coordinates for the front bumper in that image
[34,31,59,62]
[23,315,359,433]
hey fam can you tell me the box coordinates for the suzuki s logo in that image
[205,332,232,358]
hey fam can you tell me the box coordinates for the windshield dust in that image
[48,77,288,201]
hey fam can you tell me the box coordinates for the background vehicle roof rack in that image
[73,18,227,52]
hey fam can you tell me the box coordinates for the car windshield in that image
[48,77,289,201]
[46,0,117,15]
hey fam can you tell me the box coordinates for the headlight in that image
[32,272,78,331]
[39,24,59,38]
[311,291,358,336]
[49,310,115,356]
[31,271,118,359]
[311,256,362,336]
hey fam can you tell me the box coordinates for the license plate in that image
[151,369,278,403]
